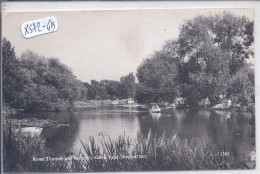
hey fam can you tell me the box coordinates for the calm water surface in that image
[12,105,255,157]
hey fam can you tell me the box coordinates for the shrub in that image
[3,125,45,172]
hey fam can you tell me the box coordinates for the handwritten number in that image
[47,20,55,31]
[22,17,57,38]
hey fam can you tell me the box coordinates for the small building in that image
[175,97,186,105]
[158,101,170,107]
[174,97,188,108]
[219,94,226,99]
[212,99,232,109]
[223,99,232,108]
[111,100,119,105]
[118,99,127,105]
[199,97,211,107]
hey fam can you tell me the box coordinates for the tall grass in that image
[3,121,44,172]
[3,127,252,172]
[3,123,74,172]
[74,130,249,171]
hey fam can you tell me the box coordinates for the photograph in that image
[1,5,256,173]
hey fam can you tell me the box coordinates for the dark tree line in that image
[84,73,135,100]
[136,12,254,107]
[2,12,254,111]
[2,38,87,111]
[2,38,135,111]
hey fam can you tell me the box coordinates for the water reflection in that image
[11,106,255,158]
[71,111,140,153]
[150,112,161,119]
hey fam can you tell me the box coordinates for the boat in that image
[19,127,43,137]
[151,112,161,118]
[149,103,161,113]
[137,105,149,111]
[127,98,134,104]
[111,100,119,105]
[118,99,127,105]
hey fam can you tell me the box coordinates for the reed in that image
[3,124,45,172]
[3,127,251,172]
[75,130,248,171]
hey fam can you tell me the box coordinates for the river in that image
[11,105,255,158]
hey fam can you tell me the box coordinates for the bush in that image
[3,125,45,172]
[3,128,253,172]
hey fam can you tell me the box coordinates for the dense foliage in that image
[136,47,180,104]
[2,39,87,111]
[136,12,254,107]
[84,73,135,100]
[2,12,255,109]
[2,38,135,111]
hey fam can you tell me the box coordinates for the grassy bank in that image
[3,128,255,172]
[75,131,254,171]
[73,100,113,107]
[3,122,74,172]
[2,106,71,172]
[3,104,255,172]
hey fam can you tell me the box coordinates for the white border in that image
[1,1,259,174]
[1,1,260,12]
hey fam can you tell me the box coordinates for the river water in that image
[11,105,255,158]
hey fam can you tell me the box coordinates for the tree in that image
[227,65,254,106]
[135,12,254,106]
[2,38,30,108]
[178,12,254,75]
[134,83,157,104]
[2,39,87,111]
[90,80,108,100]
[100,80,121,100]
[120,73,135,99]
[176,12,254,105]
[136,43,180,103]
[212,13,254,74]
[84,82,96,100]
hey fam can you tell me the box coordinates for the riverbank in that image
[71,100,145,111]
[72,100,141,107]
[73,100,112,107]
[9,118,69,128]
[3,130,255,172]
[3,104,255,172]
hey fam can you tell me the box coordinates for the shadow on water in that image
[138,108,254,161]
[11,112,80,155]
[11,106,255,159]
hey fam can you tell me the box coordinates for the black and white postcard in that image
[1,1,257,173]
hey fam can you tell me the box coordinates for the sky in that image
[2,8,254,83]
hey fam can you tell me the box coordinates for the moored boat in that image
[149,103,161,113]
[127,98,134,104]
[111,100,119,104]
